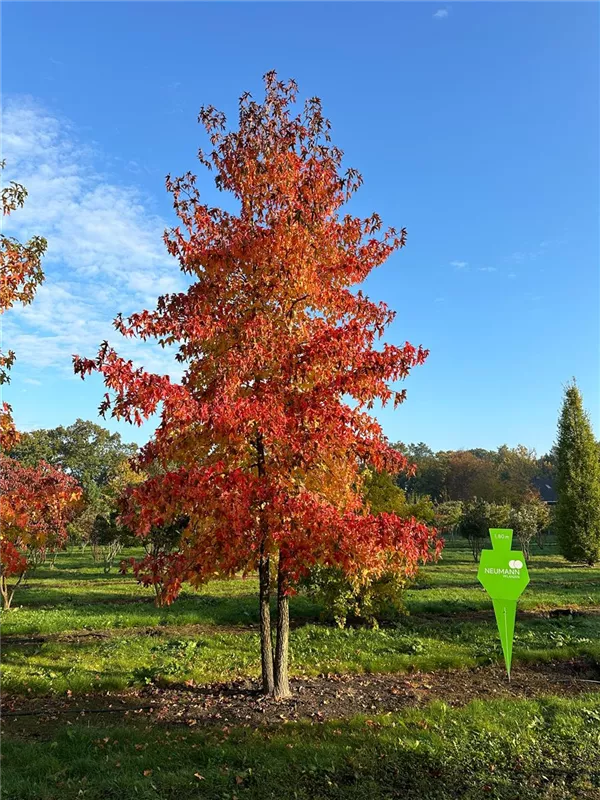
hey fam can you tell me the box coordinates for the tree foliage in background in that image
[9,419,138,495]
[395,441,548,507]
[10,420,138,547]
[434,500,463,538]
[555,383,600,566]
[394,443,449,501]
[509,492,551,560]
[457,498,511,562]
[89,459,146,571]
[0,162,47,449]
[0,455,81,608]
[74,73,440,697]
[304,469,437,627]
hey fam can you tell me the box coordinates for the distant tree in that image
[554,383,600,565]
[89,459,145,571]
[457,498,511,562]
[536,446,557,484]
[0,455,81,608]
[90,512,127,573]
[509,492,550,560]
[434,500,463,538]
[9,419,137,492]
[445,451,501,503]
[394,442,449,501]
[495,444,538,506]
[10,420,138,547]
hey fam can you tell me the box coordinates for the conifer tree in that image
[555,382,600,565]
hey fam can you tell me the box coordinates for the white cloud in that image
[433,9,449,19]
[450,260,468,269]
[478,267,497,273]
[2,97,186,378]
[23,377,42,386]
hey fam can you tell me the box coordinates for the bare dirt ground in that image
[3,658,599,731]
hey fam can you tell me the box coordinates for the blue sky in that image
[2,1,598,455]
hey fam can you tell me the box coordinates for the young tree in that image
[434,500,463,538]
[89,458,145,570]
[509,492,550,560]
[0,455,81,608]
[457,498,511,562]
[1,162,48,448]
[555,383,600,565]
[362,468,407,515]
[74,73,440,698]
[126,516,189,606]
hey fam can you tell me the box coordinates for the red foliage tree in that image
[75,73,441,697]
[0,162,81,607]
[0,455,81,608]
[1,159,47,448]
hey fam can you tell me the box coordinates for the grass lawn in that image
[2,536,599,799]
[3,695,600,799]
[2,537,598,696]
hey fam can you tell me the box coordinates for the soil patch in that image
[3,659,598,730]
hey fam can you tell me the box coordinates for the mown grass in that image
[3,694,600,799]
[2,539,599,696]
[3,536,600,799]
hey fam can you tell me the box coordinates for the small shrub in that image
[302,564,409,628]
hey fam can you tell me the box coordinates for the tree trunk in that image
[259,553,274,694]
[273,555,291,699]
[1,575,11,610]
[255,430,275,695]
[1,571,23,610]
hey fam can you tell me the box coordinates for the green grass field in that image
[2,537,599,799]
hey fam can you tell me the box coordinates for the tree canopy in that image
[0,161,48,449]
[9,419,137,498]
[74,72,441,697]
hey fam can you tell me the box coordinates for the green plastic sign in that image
[477,528,529,679]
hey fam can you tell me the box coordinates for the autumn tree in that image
[0,455,81,607]
[445,450,501,503]
[555,383,600,565]
[10,419,138,548]
[74,73,440,698]
[0,161,47,447]
[495,445,539,506]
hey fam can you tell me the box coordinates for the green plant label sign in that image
[477,528,529,679]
